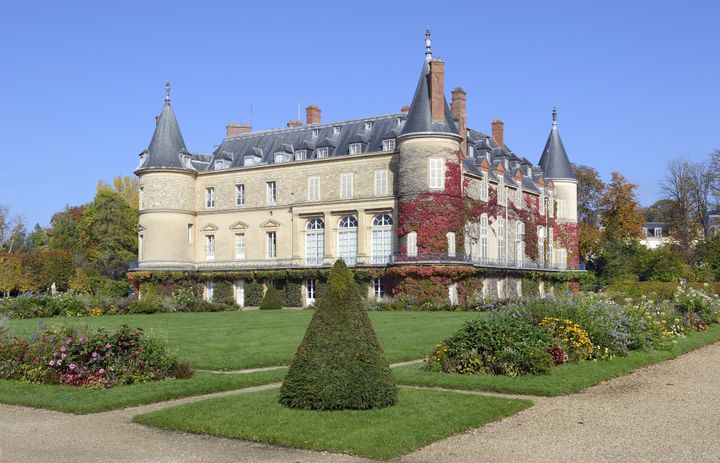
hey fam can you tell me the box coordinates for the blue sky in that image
[1,1,718,226]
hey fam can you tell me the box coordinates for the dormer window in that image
[295,150,307,160]
[364,121,374,131]
[214,160,226,170]
[312,128,320,138]
[274,152,288,163]
[182,154,191,165]
[349,143,362,155]
[382,139,396,151]
[333,126,341,135]
[244,156,258,166]
[467,145,474,158]
[396,117,402,125]
[317,147,329,158]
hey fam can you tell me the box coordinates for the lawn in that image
[133,388,532,460]
[393,324,720,396]
[0,369,287,414]
[7,311,479,370]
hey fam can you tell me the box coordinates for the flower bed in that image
[425,286,720,376]
[0,322,185,388]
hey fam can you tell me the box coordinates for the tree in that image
[279,260,397,410]
[0,204,27,253]
[643,199,674,223]
[600,172,644,240]
[47,206,86,261]
[26,223,48,252]
[97,175,139,210]
[78,190,138,279]
[573,164,605,225]
[259,285,282,310]
[661,159,704,254]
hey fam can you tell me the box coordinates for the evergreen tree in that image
[279,260,397,410]
[259,284,282,310]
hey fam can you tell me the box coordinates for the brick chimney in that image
[451,87,467,158]
[306,105,321,125]
[227,122,252,137]
[400,104,411,112]
[287,120,303,128]
[429,60,445,122]
[492,120,504,149]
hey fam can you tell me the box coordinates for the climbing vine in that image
[554,222,580,266]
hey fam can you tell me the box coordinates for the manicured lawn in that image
[7,311,479,370]
[133,388,532,460]
[0,369,287,414]
[393,324,720,396]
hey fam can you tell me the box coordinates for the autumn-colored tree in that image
[47,205,87,263]
[573,164,605,225]
[97,175,139,210]
[600,172,644,240]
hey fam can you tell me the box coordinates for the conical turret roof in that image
[138,83,189,170]
[400,60,458,137]
[538,108,575,181]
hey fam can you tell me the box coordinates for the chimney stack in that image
[429,59,445,122]
[492,120,504,149]
[451,87,467,158]
[306,105,321,125]
[400,104,411,112]
[287,120,303,128]
[227,122,252,137]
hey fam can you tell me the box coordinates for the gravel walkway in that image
[1,344,719,463]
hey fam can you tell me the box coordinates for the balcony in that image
[389,253,585,272]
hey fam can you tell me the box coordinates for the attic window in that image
[182,154,191,165]
[364,121,373,131]
[214,160,226,170]
[312,128,320,138]
[295,150,307,160]
[317,147,329,158]
[244,156,257,166]
[274,152,288,163]
[467,145,474,157]
[396,117,402,125]
[333,126,341,135]
[382,139,396,151]
[349,143,362,155]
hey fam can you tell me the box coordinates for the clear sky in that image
[1,1,718,226]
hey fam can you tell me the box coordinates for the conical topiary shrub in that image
[279,260,398,410]
[259,285,282,310]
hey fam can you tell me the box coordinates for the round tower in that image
[135,82,197,269]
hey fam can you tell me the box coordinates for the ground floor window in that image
[372,277,384,300]
[306,279,317,306]
[205,281,214,302]
[235,280,244,307]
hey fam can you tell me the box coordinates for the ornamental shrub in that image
[259,285,282,310]
[244,280,265,307]
[424,314,554,376]
[538,317,594,362]
[279,260,397,410]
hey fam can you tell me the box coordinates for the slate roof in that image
[400,61,459,137]
[137,99,190,170]
[538,118,576,181]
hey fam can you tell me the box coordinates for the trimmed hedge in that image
[259,285,282,310]
[279,260,397,410]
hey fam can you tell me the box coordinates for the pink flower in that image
[53,352,58,357]
[61,353,67,359]
[60,346,66,352]
[49,360,55,366]
[69,364,76,370]
[92,352,98,358]
[98,368,105,375]
[78,336,85,343]
[57,360,62,366]
[105,343,111,349]
[66,338,72,345]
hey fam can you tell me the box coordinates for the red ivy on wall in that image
[554,222,580,266]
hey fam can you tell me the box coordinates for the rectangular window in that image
[312,128,320,138]
[295,150,307,160]
[187,224,193,244]
[382,139,396,151]
[429,158,444,189]
[235,233,245,260]
[556,248,568,269]
[407,232,417,257]
[557,199,566,218]
[266,181,276,205]
[654,227,663,238]
[274,153,286,163]
[244,156,256,166]
[498,183,506,206]
[306,279,317,305]
[373,278,384,299]
[235,184,245,207]
[515,188,522,205]
[205,281,214,302]
[139,186,144,209]
[316,147,329,158]
[205,235,215,260]
[374,170,388,196]
[266,232,277,259]
[214,160,225,170]
[497,217,506,261]
[235,281,245,307]
[364,121,374,131]
[539,191,545,215]
[340,173,353,199]
[333,126,341,135]
[138,234,144,260]
[308,176,320,201]
[480,176,488,201]
[349,143,362,155]
[205,187,215,208]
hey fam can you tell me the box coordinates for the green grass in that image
[0,369,287,414]
[133,388,532,460]
[393,324,720,396]
[7,311,478,370]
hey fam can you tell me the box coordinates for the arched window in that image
[371,214,393,264]
[406,231,418,257]
[337,215,358,265]
[537,226,546,266]
[516,222,525,265]
[479,214,488,261]
[306,218,325,266]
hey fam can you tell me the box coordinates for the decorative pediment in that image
[200,223,219,232]
[495,162,506,175]
[137,224,146,232]
[260,219,281,229]
[514,169,523,182]
[229,220,249,230]
[478,157,491,170]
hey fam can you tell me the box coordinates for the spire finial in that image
[165,81,171,103]
[425,29,432,63]
[552,106,557,127]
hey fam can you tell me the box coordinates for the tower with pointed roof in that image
[135,82,197,267]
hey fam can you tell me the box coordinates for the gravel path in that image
[1,344,719,463]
